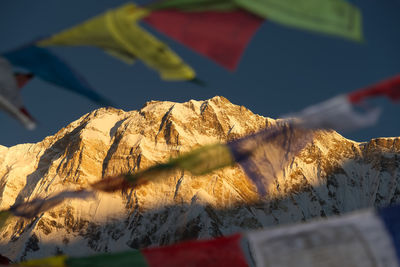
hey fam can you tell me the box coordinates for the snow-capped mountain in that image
[0,96,399,261]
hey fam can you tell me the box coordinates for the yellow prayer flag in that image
[19,255,67,267]
[38,3,195,81]
[0,210,12,229]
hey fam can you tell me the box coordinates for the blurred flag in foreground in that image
[149,0,362,41]
[0,57,36,129]
[91,123,313,196]
[38,3,195,81]
[14,73,34,89]
[16,204,400,267]
[0,190,94,229]
[143,9,263,71]
[234,0,363,41]
[285,74,400,132]
[2,44,113,106]
[147,0,238,12]
[348,74,400,103]
[228,123,313,196]
[18,234,247,267]
[247,205,400,266]
[91,143,237,192]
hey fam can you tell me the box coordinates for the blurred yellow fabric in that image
[19,255,67,267]
[0,210,11,229]
[38,3,195,81]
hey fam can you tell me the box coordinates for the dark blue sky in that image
[0,0,399,147]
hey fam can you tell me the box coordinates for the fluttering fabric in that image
[148,0,362,41]
[348,74,400,103]
[284,74,400,132]
[18,234,247,267]
[0,190,94,229]
[141,234,248,267]
[14,73,34,89]
[91,143,236,192]
[247,205,400,267]
[233,0,363,41]
[143,9,263,70]
[148,0,238,12]
[17,204,400,266]
[91,124,313,196]
[285,94,381,132]
[38,3,195,81]
[2,44,112,106]
[0,57,36,130]
[228,122,314,195]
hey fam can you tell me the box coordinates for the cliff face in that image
[0,96,399,261]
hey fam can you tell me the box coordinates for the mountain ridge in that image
[0,96,399,261]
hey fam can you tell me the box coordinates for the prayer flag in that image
[92,143,235,192]
[348,74,400,103]
[228,122,314,195]
[148,0,238,12]
[285,94,381,132]
[143,9,263,71]
[0,254,11,265]
[14,73,34,88]
[0,210,12,230]
[0,190,94,226]
[17,204,400,267]
[378,204,400,263]
[247,206,400,267]
[19,255,67,267]
[0,57,36,129]
[92,126,310,197]
[3,44,112,106]
[19,234,247,267]
[65,251,147,267]
[38,3,195,81]
[233,0,363,41]
[285,74,400,133]
[142,234,248,267]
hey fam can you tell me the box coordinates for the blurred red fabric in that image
[142,234,249,267]
[144,10,263,71]
[348,74,400,103]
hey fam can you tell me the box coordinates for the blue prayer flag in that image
[3,44,113,106]
[228,122,314,196]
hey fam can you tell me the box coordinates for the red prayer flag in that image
[143,10,263,71]
[0,254,11,265]
[348,74,400,103]
[142,234,249,267]
[18,107,35,123]
[15,73,36,124]
[14,73,34,89]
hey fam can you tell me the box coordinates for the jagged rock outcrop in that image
[0,96,399,261]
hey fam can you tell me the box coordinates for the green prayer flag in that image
[171,143,235,175]
[149,0,238,11]
[66,251,148,267]
[92,144,235,192]
[126,144,234,182]
[233,0,363,41]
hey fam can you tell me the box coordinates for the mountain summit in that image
[0,96,399,261]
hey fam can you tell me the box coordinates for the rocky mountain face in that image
[0,96,399,261]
